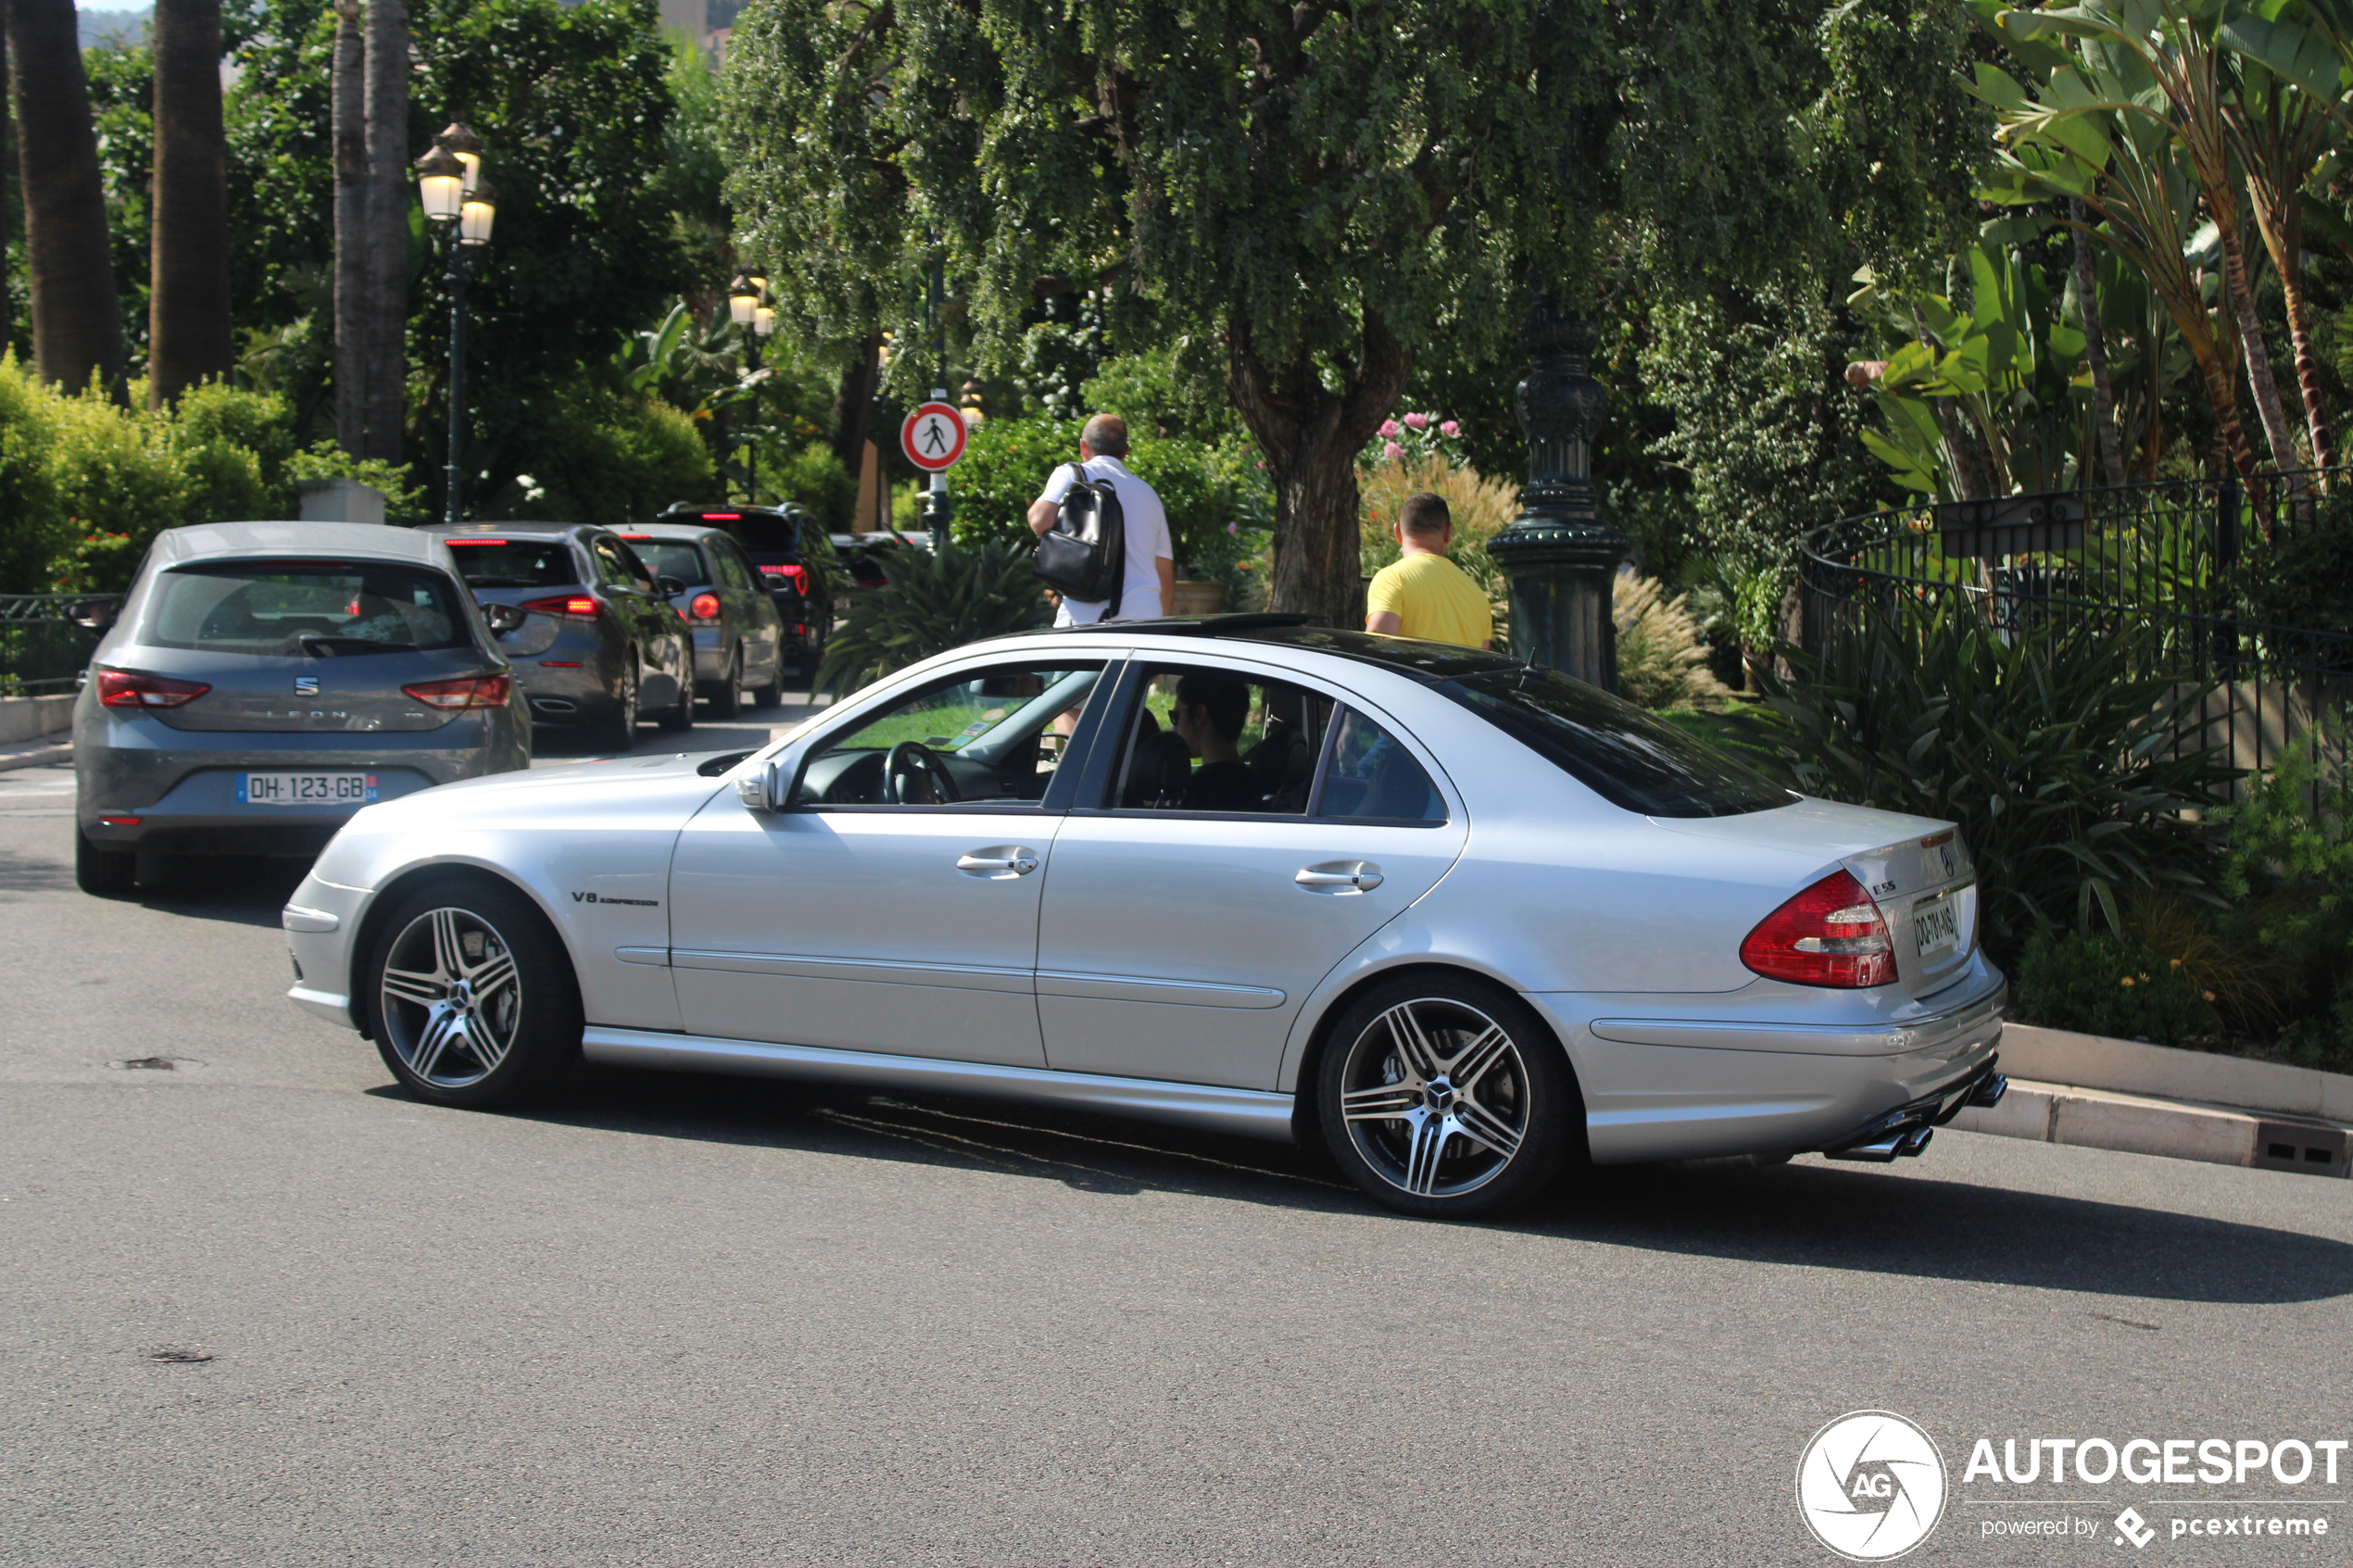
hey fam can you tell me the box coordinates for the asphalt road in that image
[3,728,2349,1567]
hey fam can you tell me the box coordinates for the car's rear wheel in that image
[593,657,638,752]
[657,654,696,732]
[363,877,581,1109]
[749,644,786,709]
[707,646,744,720]
[1316,974,1579,1220]
[75,824,136,896]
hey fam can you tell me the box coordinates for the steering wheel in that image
[882,741,962,805]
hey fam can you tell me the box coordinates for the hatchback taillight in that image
[689,592,722,621]
[95,669,210,709]
[403,673,512,710]
[521,595,600,621]
[759,563,809,595]
[1739,870,1895,988]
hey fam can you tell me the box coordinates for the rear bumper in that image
[1529,968,2008,1165]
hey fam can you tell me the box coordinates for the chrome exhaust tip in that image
[1825,1135,1906,1163]
[1900,1126,1934,1158]
[1968,1071,2008,1109]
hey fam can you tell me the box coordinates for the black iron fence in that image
[1800,471,2353,781]
[0,595,120,696]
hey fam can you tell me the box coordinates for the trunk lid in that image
[1653,799,1982,999]
[124,645,491,734]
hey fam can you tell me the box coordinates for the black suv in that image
[655,505,836,684]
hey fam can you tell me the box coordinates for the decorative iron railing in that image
[1799,471,2353,781]
[0,595,121,696]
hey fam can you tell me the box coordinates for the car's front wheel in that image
[1316,975,1580,1220]
[362,876,581,1109]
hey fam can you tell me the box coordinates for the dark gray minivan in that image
[72,521,531,895]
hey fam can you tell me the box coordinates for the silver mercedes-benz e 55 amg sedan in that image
[74,521,530,894]
[281,614,2006,1219]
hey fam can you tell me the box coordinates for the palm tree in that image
[333,0,368,455]
[361,0,409,463]
[4,0,125,394]
[148,0,233,408]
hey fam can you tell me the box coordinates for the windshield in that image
[626,541,708,584]
[443,538,579,588]
[1443,667,1793,818]
[145,560,472,657]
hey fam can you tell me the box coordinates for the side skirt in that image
[580,1025,1299,1143]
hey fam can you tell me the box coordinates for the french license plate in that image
[237,771,379,807]
[1914,893,1962,964]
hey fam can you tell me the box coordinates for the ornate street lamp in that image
[1485,296,1631,689]
[725,272,774,503]
[416,127,496,528]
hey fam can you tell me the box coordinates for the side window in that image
[610,539,659,590]
[589,537,636,588]
[1315,709,1448,824]
[793,661,1107,809]
[713,543,754,592]
[1109,664,1332,814]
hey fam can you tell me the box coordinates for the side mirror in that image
[69,598,117,633]
[482,602,528,633]
[735,751,803,814]
[655,575,687,597]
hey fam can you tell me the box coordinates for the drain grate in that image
[2252,1121,2349,1178]
[146,1347,214,1363]
[109,1057,203,1072]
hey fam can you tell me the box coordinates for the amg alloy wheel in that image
[1317,977,1578,1219]
[366,879,580,1108]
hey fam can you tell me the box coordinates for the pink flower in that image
[1439,420,1460,436]
[1383,441,1404,461]
[1403,412,1428,430]
[1378,419,1401,438]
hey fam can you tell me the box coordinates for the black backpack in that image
[1032,463,1126,616]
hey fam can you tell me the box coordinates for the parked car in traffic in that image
[427,521,696,751]
[654,504,833,684]
[282,612,2007,1221]
[613,521,788,717]
[73,521,530,896]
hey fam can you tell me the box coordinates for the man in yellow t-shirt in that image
[1364,491,1492,649]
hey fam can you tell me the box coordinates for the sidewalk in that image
[0,733,70,774]
[1955,1024,2351,1180]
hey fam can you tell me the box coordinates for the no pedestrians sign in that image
[899,402,968,471]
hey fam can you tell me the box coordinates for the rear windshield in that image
[726,515,806,556]
[145,560,472,657]
[1442,668,1793,818]
[443,538,579,588]
[624,540,708,584]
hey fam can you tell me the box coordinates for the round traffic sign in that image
[899,402,968,471]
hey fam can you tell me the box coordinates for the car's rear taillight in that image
[1740,870,1895,988]
[402,673,513,710]
[758,563,809,595]
[95,669,210,709]
[689,592,722,621]
[521,595,600,621]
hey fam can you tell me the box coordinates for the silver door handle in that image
[1296,865,1382,891]
[957,852,1039,875]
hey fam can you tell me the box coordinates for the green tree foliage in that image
[1725,598,2236,967]
[720,0,1946,623]
[815,537,1052,696]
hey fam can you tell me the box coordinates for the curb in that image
[0,742,70,774]
[1953,1078,2351,1179]
[1998,1022,2353,1123]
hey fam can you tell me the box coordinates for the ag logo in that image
[1796,1411,1946,1562]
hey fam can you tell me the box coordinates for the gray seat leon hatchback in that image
[72,521,531,895]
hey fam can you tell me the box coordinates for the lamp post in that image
[1485,296,1630,688]
[415,124,495,529]
[726,272,773,503]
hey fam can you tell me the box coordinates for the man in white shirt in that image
[1025,413,1174,625]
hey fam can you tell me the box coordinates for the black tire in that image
[593,657,639,753]
[75,824,135,896]
[656,655,696,732]
[707,646,744,720]
[1315,972,1581,1220]
[749,644,786,709]
[361,874,582,1110]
